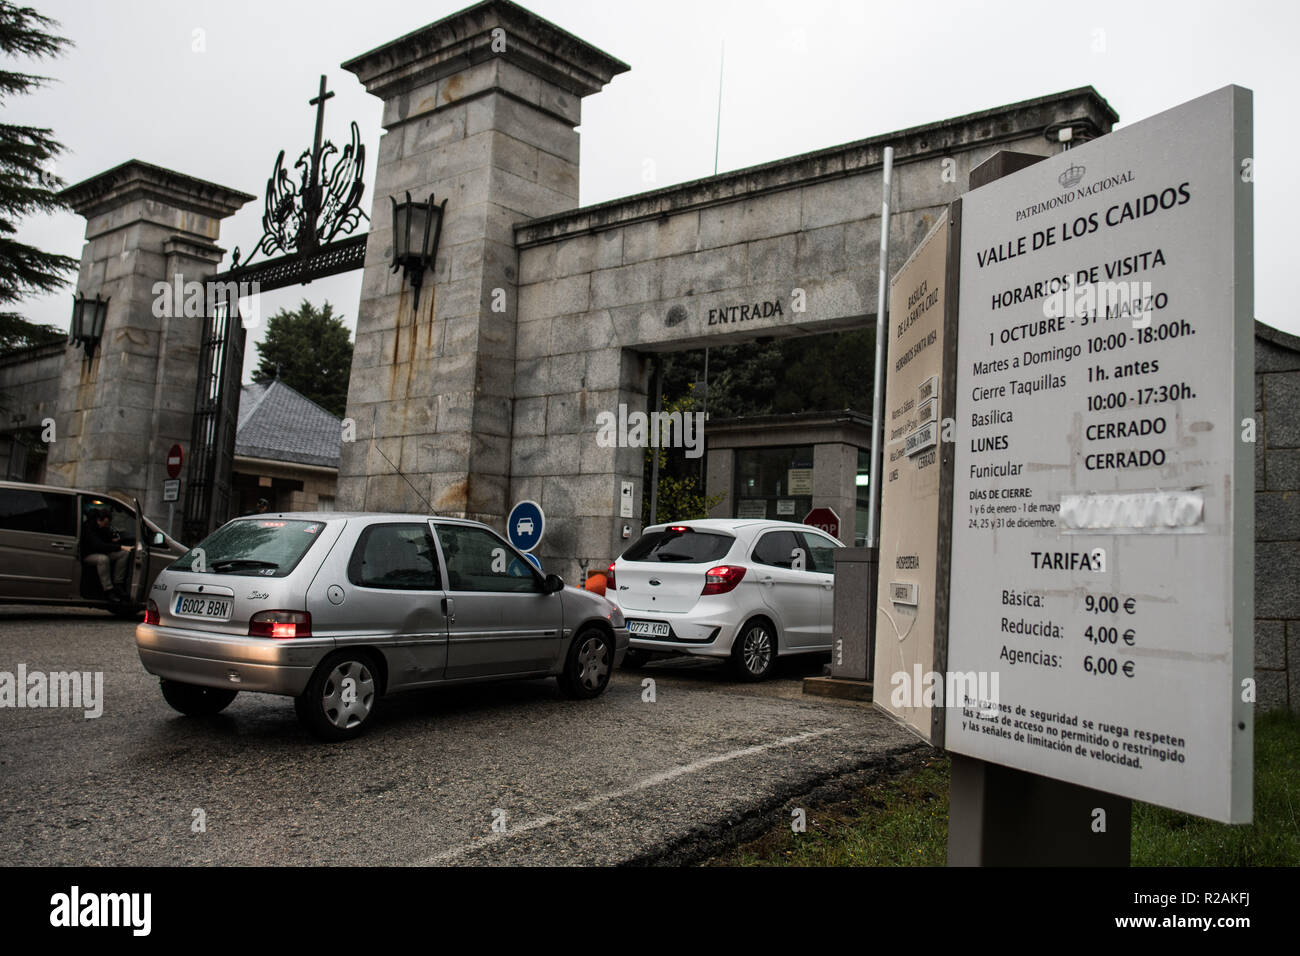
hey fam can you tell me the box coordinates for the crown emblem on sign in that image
[1058,163,1086,189]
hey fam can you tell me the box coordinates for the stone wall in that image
[512,89,1118,580]
[0,341,64,423]
[0,341,64,480]
[1254,320,1300,713]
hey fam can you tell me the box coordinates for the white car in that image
[607,519,842,680]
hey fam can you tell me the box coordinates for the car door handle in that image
[760,576,774,587]
[441,597,455,623]
[50,542,74,550]
[822,581,834,590]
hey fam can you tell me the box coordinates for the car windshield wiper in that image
[209,559,280,573]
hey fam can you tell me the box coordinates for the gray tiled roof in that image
[236,380,341,469]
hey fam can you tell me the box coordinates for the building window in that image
[855,447,870,546]
[732,446,814,521]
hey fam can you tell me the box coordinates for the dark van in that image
[0,480,187,617]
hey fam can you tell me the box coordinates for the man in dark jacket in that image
[81,509,129,602]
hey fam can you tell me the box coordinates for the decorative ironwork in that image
[183,75,375,543]
[231,75,367,269]
[222,233,368,295]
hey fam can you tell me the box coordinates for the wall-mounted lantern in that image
[69,293,109,357]
[1045,119,1100,152]
[389,191,447,311]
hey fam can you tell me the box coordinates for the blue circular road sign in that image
[507,500,544,552]
[523,552,542,571]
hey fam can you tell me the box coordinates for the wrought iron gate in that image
[180,74,369,543]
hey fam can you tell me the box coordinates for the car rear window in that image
[621,529,733,564]
[170,518,327,577]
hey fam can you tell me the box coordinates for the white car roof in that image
[642,518,841,541]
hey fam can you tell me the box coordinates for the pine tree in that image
[253,300,354,417]
[0,2,78,351]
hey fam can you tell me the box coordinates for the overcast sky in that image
[10,0,1298,379]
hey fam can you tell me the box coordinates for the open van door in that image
[128,497,151,605]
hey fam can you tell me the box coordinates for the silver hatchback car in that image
[136,513,628,740]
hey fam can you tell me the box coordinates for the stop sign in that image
[166,444,183,479]
[803,507,840,540]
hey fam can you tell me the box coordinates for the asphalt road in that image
[0,604,923,866]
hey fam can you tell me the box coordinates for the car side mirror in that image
[544,573,565,593]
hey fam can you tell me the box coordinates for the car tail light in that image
[668,525,691,533]
[701,565,746,595]
[606,561,617,590]
[144,600,159,625]
[249,610,312,639]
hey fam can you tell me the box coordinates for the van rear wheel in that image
[160,679,238,716]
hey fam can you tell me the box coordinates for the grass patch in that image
[1132,709,1300,866]
[708,755,950,866]
[712,711,1300,866]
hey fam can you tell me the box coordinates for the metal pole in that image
[865,146,894,548]
[700,346,709,484]
[713,42,724,176]
[701,347,709,418]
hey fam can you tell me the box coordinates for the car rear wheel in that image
[295,654,378,742]
[731,619,777,681]
[159,679,238,716]
[557,628,613,699]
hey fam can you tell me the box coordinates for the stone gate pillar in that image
[49,161,253,525]
[338,0,628,522]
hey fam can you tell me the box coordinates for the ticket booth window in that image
[855,447,870,545]
[732,446,814,520]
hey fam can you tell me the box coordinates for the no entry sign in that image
[166,444,183,479]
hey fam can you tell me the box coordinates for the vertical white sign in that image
[946,87,1253,822]
[874,212,951,744]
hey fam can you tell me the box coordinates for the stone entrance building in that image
[332,0,1115,578]
[0,1,1120,574]
[4,0,1297,710]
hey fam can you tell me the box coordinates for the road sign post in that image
[165,445,184,538]
[507,500,545,553]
